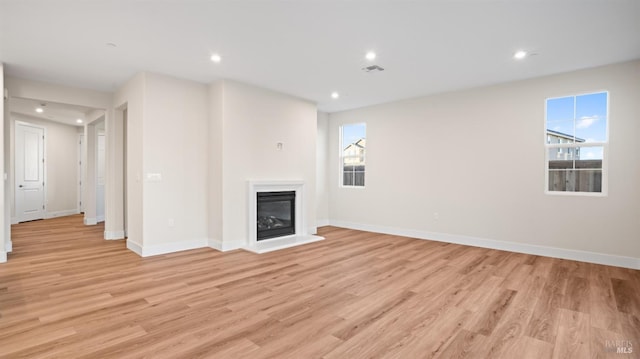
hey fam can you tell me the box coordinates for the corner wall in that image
[327,60,640,269]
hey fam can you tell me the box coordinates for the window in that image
[340,123,366,187]
[545,91,608,194]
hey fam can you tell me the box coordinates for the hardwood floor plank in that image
[560,276,590,314]
[525,278,565,343]
[436,329,489,359]
[552,309,590,359]
[611,278,640,314]
[499,335,554,359]
[502,263,533,291]
[456,275,504,313]
[184,338,261,359]
[385,308,473,359]
[0,325,77,357]
[470,288,517,336]
[589,265,621,332]
[482,275,546,358]
[9,324,147,359]
[332,290,416,340]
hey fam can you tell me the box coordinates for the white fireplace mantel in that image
[246,180,324,253]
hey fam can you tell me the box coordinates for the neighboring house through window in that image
[340,123,366,187]
[545,91,608,194]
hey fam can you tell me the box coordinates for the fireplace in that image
[257,191,295,240]
[246,180,324,253]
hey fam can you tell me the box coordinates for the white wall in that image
[113,73,144,249]
[96,127,106,222]
[316,111,329,226]
[83,110,106,225]
[328,60,640,268]
[83,121,97,225]
[141,73,209,250]
[114,72,210,255]
[115,75,316,254]
[217,80,318,248]
[11,114,80,219]
[207,81,223,244]
[1,64,6,262]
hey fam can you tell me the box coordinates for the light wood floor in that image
[1,215,638,358]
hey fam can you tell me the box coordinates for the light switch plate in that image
[146,173,162,182]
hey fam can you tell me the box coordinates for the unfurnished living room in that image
[1,1,639,358]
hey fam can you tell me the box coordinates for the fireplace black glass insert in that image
[257,191,295,241]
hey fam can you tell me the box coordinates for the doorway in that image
[15,122,45,222]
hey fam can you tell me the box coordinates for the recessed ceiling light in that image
[76,119,83,124]
[365,51,376,61]
[331,92,339,99]
[514,50,528,60]
[35,107,44,113]
[210,54,222,63]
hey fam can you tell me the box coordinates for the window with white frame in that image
[340,123,366,187]
[545,91,608,194]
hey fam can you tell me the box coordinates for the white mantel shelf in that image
[246,180,324,254]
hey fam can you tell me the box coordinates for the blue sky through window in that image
[546,92,607,160]
[342,123,366,148]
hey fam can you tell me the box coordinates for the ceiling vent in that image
[362,65,385,73]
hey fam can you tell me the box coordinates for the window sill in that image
[545,190,607,197]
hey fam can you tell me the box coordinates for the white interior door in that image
[15,122,45,222]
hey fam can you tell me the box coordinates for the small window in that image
[545,91,608,194]
[340,123,366,187]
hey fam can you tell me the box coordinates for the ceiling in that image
[9,97,99,127]
[1,1,639,113]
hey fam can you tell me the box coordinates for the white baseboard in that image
[97,215,105,223]
[84,217,97,225]
[329,220,640,270]
[6,241,12,252]
[0,251,6,263]
[209,238,245,252]
[10,217,18,225]
[45,209,79,219]
[316,219,330,227]
[104,230,125,240]
[128,239,208,257]
[126,240,143,256]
